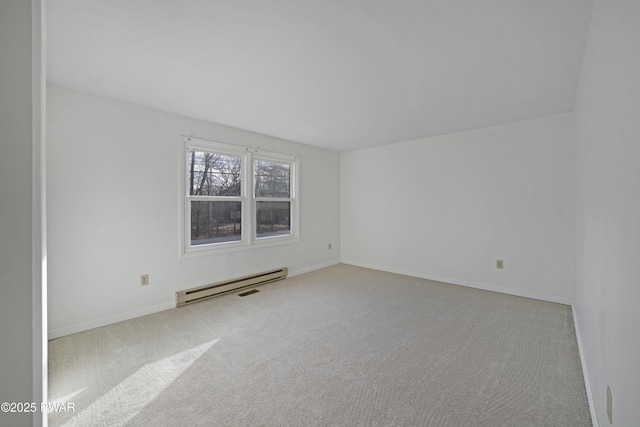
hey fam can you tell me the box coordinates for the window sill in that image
[180,235,300,258]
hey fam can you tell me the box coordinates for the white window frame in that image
[180,136,300,257]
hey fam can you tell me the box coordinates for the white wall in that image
[342,114,574,303]
[0,1,45,426]
[47,85,340,338]
[574,0,640,425]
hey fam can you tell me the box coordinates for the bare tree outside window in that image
[190,152,241,197]
[254,160,290,198]
[189,151,242,245]
[254,160,291,238]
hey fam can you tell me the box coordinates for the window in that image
[254,159,292,238]
[183,137,299,255]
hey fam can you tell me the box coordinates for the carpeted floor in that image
[48,264,591,426]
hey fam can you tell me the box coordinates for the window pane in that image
[189,151,242,196]
[191,201,242,245]
[256,201,291,238]
[254,160,290,198]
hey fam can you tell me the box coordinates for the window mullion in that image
[255,197,293,203]
[187,196,242,201]
[245,150,254,244]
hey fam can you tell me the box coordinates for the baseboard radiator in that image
[176,267,288,307]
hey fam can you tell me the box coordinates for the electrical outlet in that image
[140,274,149,286]
[607,386,612,424]
[496,260,504,269]
[328,243,332,250]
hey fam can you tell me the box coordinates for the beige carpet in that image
[48,264,591,426]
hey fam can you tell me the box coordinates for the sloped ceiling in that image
[47,0,594,152]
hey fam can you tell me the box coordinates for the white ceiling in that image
[47,0,594,152]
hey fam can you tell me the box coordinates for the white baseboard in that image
[48,301,175,340]
[341,260,572,305]
[572,302,600,427]
[288,259,341,277]
[48,260,341,340]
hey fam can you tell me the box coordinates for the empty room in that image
[1,0,639,426]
